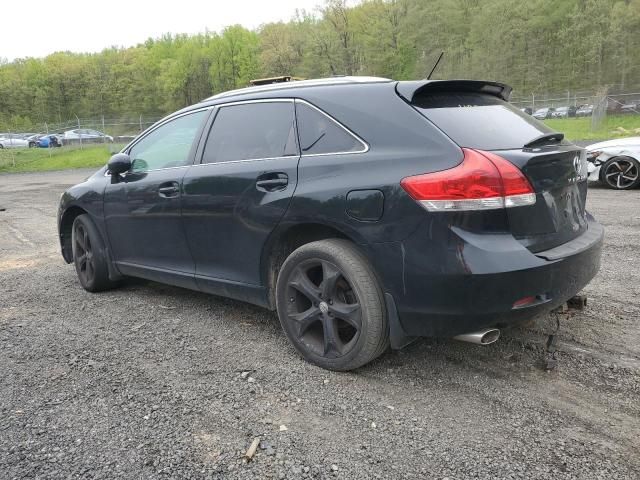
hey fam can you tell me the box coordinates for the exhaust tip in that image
[453,328,501,345]
[480,329,500,345]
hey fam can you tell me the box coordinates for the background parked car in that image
[519,107,533,115]
[586,137,640,190]
[532,107,555,119]
[551,106,577,118]
[576,104,594,117]
[0,133,29,148]
[63,129,113,143]
[620,102,639,115]
[28,134,63,148]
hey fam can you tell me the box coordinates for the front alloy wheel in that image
[276,239,389,371]
[71,214,118,292]
[602,156,640,190]
[73,222,95,286]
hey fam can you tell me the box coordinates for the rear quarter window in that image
[412,92,555,150]
[295,102,366,155]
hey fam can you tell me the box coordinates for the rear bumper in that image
[366,214,603,338]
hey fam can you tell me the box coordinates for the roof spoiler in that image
[395,80,512,102]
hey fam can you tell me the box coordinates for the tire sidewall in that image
[71,214,111,291]
[276,240,386,370]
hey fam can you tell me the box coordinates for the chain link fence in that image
[0,115,164,170]
[510,89,640,116]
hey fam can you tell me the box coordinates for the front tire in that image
[276,239,389,371]
[71,214,118,292]
[601,156,640,190]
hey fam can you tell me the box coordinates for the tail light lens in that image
[400,148,536,212]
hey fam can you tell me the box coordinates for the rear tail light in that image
[400,148,536,212]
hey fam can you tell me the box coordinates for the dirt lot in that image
[1,169,639,479]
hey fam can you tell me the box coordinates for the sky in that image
[1,0,324,61]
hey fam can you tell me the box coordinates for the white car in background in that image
[63,129,114,143]
[0,133,29,149]
[586,137,640,190]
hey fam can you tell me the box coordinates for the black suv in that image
[58,77,603,370]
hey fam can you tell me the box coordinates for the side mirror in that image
[107,153,131,175]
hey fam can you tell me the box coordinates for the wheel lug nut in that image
[289,297,294,303]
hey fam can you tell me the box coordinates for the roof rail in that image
[204,76,392,102]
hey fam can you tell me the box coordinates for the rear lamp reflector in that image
[400,148,536,212]
[512,296,537,308]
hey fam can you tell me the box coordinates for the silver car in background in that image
[63,129,113,143]
[586,137,640,190]
[0,133,29,149]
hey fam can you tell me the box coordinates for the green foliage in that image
[0,146,111,173]
[1,0,639,131]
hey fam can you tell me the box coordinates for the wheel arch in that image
[261,222,362,309]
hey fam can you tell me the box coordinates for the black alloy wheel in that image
[71,214,118,292]
[74,222,95,286]
[285,258,362,358]
[276,239,389,371]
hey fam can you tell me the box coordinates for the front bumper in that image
[366,214,603,338]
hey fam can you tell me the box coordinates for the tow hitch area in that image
[544,295,588,370]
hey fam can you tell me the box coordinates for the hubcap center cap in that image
[319,301,329,315]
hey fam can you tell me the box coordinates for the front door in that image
[104,109,210,289]
[181,100,299,302]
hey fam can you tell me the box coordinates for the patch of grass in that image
[0,145,117,173]
[543,114,640,141]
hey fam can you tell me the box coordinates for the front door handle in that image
[158,181,180,198]
[256,173,288,192]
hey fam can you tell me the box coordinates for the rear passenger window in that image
[202,102,298,164]
[295,102,365,155]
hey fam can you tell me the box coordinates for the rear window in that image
[412,92,555,150]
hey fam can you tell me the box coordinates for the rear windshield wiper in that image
[523,132,564,149]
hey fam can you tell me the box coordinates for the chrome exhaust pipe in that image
[453,328,500,345]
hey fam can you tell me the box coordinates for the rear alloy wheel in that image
[602,156,640,190]
[276,239,388,371]
[72,214,118,292]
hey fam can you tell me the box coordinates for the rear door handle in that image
[158,182,180,198]
[256,173,288,192]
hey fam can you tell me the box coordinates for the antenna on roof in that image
[426,52,444,80]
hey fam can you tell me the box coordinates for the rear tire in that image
[601,156,640,190]
[71,214,118,292]
[276,239,389,371]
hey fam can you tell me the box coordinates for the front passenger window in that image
[129,110,207,171]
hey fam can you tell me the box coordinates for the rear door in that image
[181,99,299,291]
[407,88,588,252]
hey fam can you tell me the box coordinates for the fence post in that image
[102,115,106,143]
[139,115,143,132]
[531,93,535,110]
[74,114,82,149]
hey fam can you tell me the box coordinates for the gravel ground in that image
[1,169,639,479]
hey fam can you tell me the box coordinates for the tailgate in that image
[400,81,589,251]
[495,146,588,252]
